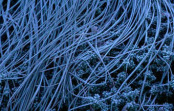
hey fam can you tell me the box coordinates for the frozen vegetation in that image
[0,0,174,111]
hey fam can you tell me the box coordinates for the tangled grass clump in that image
[0,0,174,110]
